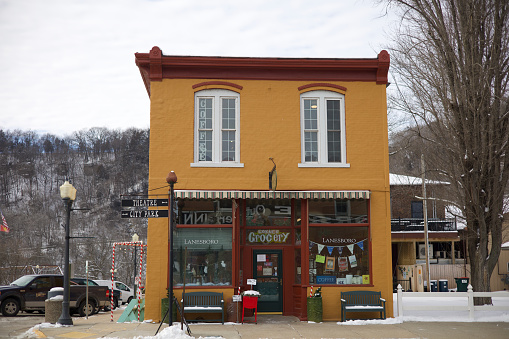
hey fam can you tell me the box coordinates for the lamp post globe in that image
[57,180,76,326]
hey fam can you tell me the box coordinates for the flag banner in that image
[327,246,334,255]
[317,244,325,254]
[347,244,355,254]
[1,210,10,233]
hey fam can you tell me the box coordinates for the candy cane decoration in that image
[109,241,147,322]
[110,243,116,322]
[137,244,144,322]
[310,286,313,298]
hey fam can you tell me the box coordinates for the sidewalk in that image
[8,309,509,339]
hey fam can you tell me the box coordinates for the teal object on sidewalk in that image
[117,298,145,323]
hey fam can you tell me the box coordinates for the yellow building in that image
[135,46,392,321]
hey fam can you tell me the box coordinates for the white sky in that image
[0,0,395,136]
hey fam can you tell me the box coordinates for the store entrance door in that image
[252,250,283,313]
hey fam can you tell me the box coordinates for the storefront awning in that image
[174,190,370,200]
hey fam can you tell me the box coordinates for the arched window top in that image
[193,81,243,91]
[298,83,347,93]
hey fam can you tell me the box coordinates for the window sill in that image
[298,163,350,168]
[191,162,245,168]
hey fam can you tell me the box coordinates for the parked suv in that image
[93,280,134,306]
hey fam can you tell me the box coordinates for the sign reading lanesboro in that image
[121,210,169,218]
[121,199,168,207]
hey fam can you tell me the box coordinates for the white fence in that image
[397,284,509,320]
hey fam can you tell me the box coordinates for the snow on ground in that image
[23,293,509,338]
[338,292,509,325]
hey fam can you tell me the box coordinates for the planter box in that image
[307,297,322,323]
[161,298,177,324]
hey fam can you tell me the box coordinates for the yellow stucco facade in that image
[136,47,392,322]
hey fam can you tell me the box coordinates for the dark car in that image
[70,278,120,309]
[0,274,110,317]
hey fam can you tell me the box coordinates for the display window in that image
[173,227,232,286]
[308,199,370,285]
[308,226,370,285]
[243,199,292,227]
[177,199,232,225]
[308,199,368,224]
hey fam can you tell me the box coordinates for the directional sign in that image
[121,199,168,207]
[121,210,169,218]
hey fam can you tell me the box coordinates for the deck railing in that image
[391,218,457,232]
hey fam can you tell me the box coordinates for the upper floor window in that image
[192,89,243,167]
[299,90,349,167]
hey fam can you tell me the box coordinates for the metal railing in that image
[391,218,457,232]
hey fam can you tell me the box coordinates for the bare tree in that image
[383,0,509,301]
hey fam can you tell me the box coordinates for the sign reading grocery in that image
[247,230,291,244]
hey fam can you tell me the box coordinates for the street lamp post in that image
[166,171,177,326]
[132,233,139,298]
[58,180,77,326]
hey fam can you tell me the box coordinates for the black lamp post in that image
[58,180,76,325]
[132,233,139,297]
[166,171,177,326]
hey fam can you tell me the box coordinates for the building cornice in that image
[135,46,390,96]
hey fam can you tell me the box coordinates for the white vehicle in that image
[94,280,134,305]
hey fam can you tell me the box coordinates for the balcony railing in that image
[391,218,457,232]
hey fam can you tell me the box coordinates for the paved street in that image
[1,310,508,339]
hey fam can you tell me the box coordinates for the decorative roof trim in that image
[135,47,390,96]
[174,190,370,200]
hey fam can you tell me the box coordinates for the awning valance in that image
[174,190,370,200]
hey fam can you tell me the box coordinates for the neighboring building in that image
[135,46,392,321]
[390,173,467,291]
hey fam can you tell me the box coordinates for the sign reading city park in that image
[121,209,169,218]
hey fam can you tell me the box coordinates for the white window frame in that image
[191,89,243,167]
[299,90,349,167]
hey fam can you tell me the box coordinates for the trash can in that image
[455,277,469,292]
[430,280,438,292]
[439,279,448,292]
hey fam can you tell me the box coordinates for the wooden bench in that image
[340,291,386,322]
[181,292,224,324]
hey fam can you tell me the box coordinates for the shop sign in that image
[316,276,336,284]
[247,229,290,244]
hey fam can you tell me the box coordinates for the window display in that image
[174,227,232,286]
[308,226,369,285]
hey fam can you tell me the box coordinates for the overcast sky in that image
[0,0,395,137]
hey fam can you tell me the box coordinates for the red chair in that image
[242,296,258,323]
